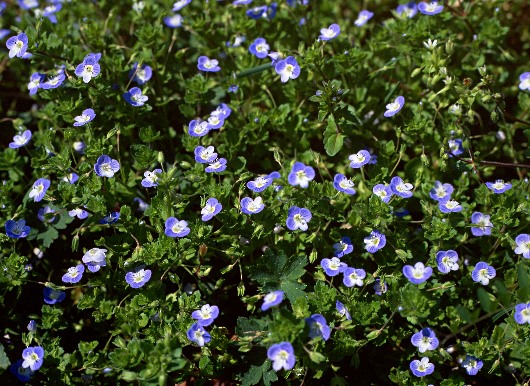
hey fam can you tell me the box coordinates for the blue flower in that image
[134,197,149,212]
[5,219,31,239]
[205,158,227,173]
[461,355,483,376]
[73,108,96,126]
[249,37,270,59]
[436,250,459,273]
[246,5,268,19]
[411,328,439,353]
[194,146,218,164]
[241,196,265,214]
[418,1,443,15]
[485,179,512,194]
[197,56,220,72]
[10,359,34,382]
[373,183,393,203]
[9,130,32,149]
[448,138,464,156]
[261,290,284,311]
[73,141,86,154]
[410,357,434,377]
[306,314,330,341]
[519,72,530,91]
[164,13,183,28]
[226,34,246,48]
[29,178,50,202]
[515,233,530,258]
[38,206,56,223]
[363,230,386,253]
[201,198,222,221]
[62,172,79,184]
[62,264,85,284]
[27,73,45,95]
[429,181,453,202]
[396,2,417,18]
[68,208,89,219]
[129,62,152,85]
[141,169,162,188]
[471,262,496,285]
[172,0,191,12]
[41,74,66,90]
[165,217,190,237]
[21,346,44,371]
[390,176,413,198]
[319,24,340,41]
[321,257,348,277]
[354,10,374,27]
[187,323,211,346]
[384,96,405,117]
[99,212,120,225]
[43,287,66,304]
[192,304,219,326]
[94,155,120,177]
[233,0,253,5]
[267,342,296,371]
[123,87,148,106]
[6,32,28,58]
[125,268,152,288]
[403,262,432,284]
[286,206,311,231]
[75,53,101,83]
[335,300,351,320]
[373,278,388,295]
[287,162,314,188]
[333,236,353,257]
[188,119,211,137]
[82,247,107,272]
[470,212,492,236]
[348,150,371,168]
[275,56,300,83]
[343,267,366,287]
[43,4,61,23]
[27,320,37,332]
[247,172,280,192]
[228,84,239,93]
[514,302,530,324]
[439,199,462,213]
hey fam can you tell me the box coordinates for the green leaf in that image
[0,343,10,371]
[476,287,496,313]
[323,115,344,156]
[241,359,278,386]
[517,263,530,300]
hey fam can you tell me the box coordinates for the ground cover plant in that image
[1,0,530,384]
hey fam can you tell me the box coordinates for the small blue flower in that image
[384,96,405,117]
[62,172,79,184]
[373,183,393,203]
[249,37,270,59]
[192,304,219,326]
[75,53,101,83]
[519,72,530,91]
[38,206,56,223]
[99,212,120,225]
[410,357,434,377]
[68,208,89,219]
[62,264,85,284]
[125,268,152,288]
[261,290,284,311]
[286,206,311,231]
[335,300,351,320]
[201,198,222,221]
[373,278,387,295]
[129,62,152,85]
[9,130,32,149]
[246,5,268,19]
[73,108,96,126]
[164,13,183,28]
[403,262,432,284]
[439,199,462,213]
[461,355,483,376]
[21,346,44,371]
[471,262,496,285]
[306,314,330,341]
[172,0,191,12]
[247,172,280,192]
[319,24,340,41]
[396,2,417,18]
[27,73,45,95]
[197,56,220,72]
[418,1,443,15]
[6,32,28,58]
[226,34,246,48]
[73,141,86,154]
[470,212,492,236]
[188,119,211,137]
[94,155,120,177]
[448,139,464,156]
[41,74,66,89]
[141,169,162,188]
[288,162,314,188]
[267,342,296,371]
[187,323,211,346]
[343,267,366,287]
[354,10,374,27]
[364,230,386,253]
[429,181,453,202]
[514,302,530,324]
[228,84,239,93]
[275,56,300,83]
[436,250,459,273]
[241,196,265,214]
[194,146,218,164]
[411,328,439,353]
[5,219,31,239]
[165,217,190,237]
[515,233,530,258]
[43,287,66,304]
[134,197,149,212]
[333,236,353,257]
[29,178,50,202]
[123,87,148,106]
[390,176,413,198]
[27,320,37,332]
[321,257,348,277]
[43,4,61,23]
[348,150,371,168]
[82,248,107,272]
[485,179,512,194]
[10,359,35,382]
[205,158,227,173]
